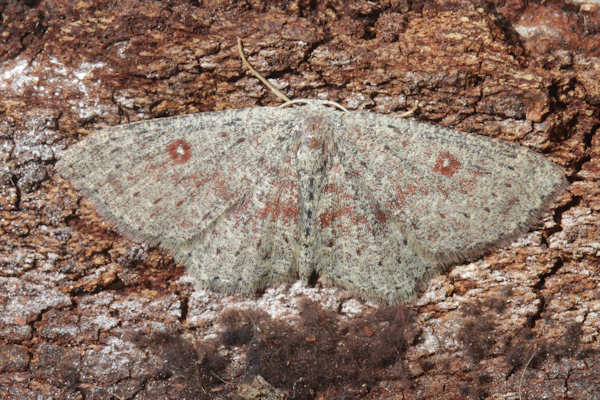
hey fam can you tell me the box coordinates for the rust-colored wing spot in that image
[433,152,461,177]
[374,208,387,225]
[167,139,192,164]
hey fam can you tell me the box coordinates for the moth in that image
[56,40,567,303]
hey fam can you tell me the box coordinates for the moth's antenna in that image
[279,98,349,113]
[398,102,418,118]
[237,37,350,113]
[237,37,291,103]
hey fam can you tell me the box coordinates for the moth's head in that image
[296,114,335,153]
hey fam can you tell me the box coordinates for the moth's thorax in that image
[295,114,334,172]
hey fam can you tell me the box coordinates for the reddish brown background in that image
[1,0,599,399]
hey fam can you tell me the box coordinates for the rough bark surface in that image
[0,0,598,399]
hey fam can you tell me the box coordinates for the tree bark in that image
[1,0,598,399]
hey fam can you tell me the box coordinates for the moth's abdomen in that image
[295,115,334,281]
